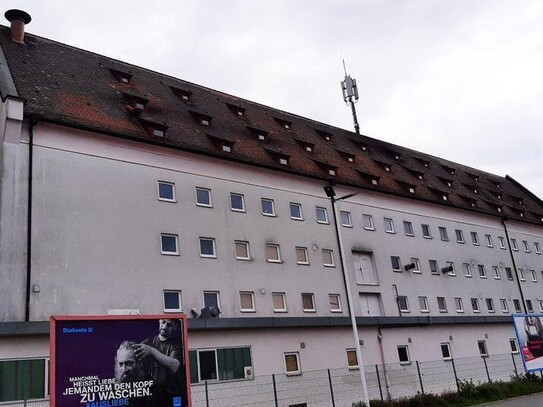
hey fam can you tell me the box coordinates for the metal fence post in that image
[511,353,519,378]
[327,368,336,407]
[483,356,491,382]
[450,358,460,393]
[205,380,209,407]
[375,364,383,401]
[272,373,279,407]
[416,360,425,394]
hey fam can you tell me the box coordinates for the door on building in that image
[359,293,383,316]
[352,253,379,285]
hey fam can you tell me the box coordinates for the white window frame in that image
[284,352,301,375]
[498,236,506,249]
[478,340,488,357]
[322,249,335,267]
[455,229,464,243]
[266,243,282,263]
[261,198,276,216]
[446,261,456,276]
[302,293,316,312]
[471,232,480,245]
[329,294,342,312]
[493,266,501,280]
[363,214,375,231]
[439,227,449,241]
[410,258,421,273]
[471,298,480,313]
[486,298,495,313]
[519,268,526,281]
[534,242,541,254]
[454,297,464,313]
[230,193,246,212]
[384,217,395,234]
[463,263,472,278]
[397,296,409,313]
[161,233,179,255]
[437,297,447,313]
[340,211,352,227]
[234,240,251,261]
[429,259,438,275]
[419,296,429,313]
[539,299,543,313]
[272,292,287,313]
[157,181,176,202]
[203,291,221,310]
[505,267,514,281]
[478,264,487,279]
[199,237,217,258]
[289,202,303,220]
[397,345,411,365]
[513,299,522,313]
[296,246,310,265]
[239,291,255,312]
[195,187,213,207]
[500,299,509,313]
[510,338,519,354]
[422,224,432,239]
[403,221,414,236]
[531,270,537,282]
[441,342,452,360]
[511,238,518,251]
[346,349,359,369]
[523,240,530,253]
[391,256,401,272]
[163,290,182,313]
[316,207,329,224]
[486,234,493,247]
[526,299,534,313]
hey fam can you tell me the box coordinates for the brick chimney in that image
[5,9,31,44]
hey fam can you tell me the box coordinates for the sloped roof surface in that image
[1,27,542,224]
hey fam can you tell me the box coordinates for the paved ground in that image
[475,391,543,406]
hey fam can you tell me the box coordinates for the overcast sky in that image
[4,1,543,198]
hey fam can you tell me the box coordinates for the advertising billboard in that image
[50,315,191,407]
[512,314,543,372]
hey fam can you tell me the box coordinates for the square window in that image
[471,298,480,312]
[429,259,438,275]
[493,266,501,279]
[510,338,519,353]
[296,247,309,265]
[340,211,352,227]
[284,353,301,375]
[235,241,250,260]
[437,297,447,312]
[498,236,506,249]
[500,299,509,313]
[240,291,255,312]
[455,229,465,243]
[384,218,395,233]
[199,238,216,258]
[161,234,179,255]
[158,181,175,202]
[266,244,281,263]
[397,296,409,312]
[163,290,182,312]
[363,214,375,230]
[273,292,287,312]
[230,193,245,212]
[471,232,480,245]
[419,296,429,312]
[397,345,410,365]
[316,207,329,224]
[511,239,518,251]
[329,294,342,312]
[403,221,414,236]
[505,267,514,280]
[454,297,464,313]
[410,258,421,273]
[485,234,493,247]
[478,264,487,278]
[463,263,472,278]
[290,203,303,220]
[422,224,432,238]
[322,249,335,267]
[261,198,276,216]
[302,293,316,312]
[391,256,401,272]
[441,342,452,360]
[346,349,358,369]
[513,299,522,313]
[486,298,495,313]
[196,187,212,207]
[439,227,449,241]
[535,242,541,254]
[478,340,488,357]
[203,291,220,309]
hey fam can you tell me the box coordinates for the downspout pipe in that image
[24,116,37,321]
[501,218,527,313]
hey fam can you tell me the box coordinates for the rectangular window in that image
[302,293,316,312]
[203,291,220,310]
[498,236,506,249]
[539,300,543,313]
[346,349,358,369]
[189,346,252,383]
[384,218,395,233]
[196,187,212,207]
[397,296,409,312]
[463,263,472,278]
[455,229,464,243]
[454,297,464,313]
[272,292,287,312]
[535,242,541,254]
[284,352,301,375]
[478,264,487,278]
[419,296,429,313]
[513,299,522,313]
[158,181,176,202]
[441,342,452,360]
[266,244,281,263]
[511,238,518,251]
[329,294,342,312]
[439,227,449,241]
[519,268,526,281]
[240,291,255,312]
[493,266,501,279]
[526,299,534,313]
[0,359,47,401]
[340,211,352,227]
[485,234,493,247]
[261,198,276,216]
[391,256,401,272]
[446,261,456,276]
[230,193,245,212]
[510,338,519,353]
[199,237,217,258]
[296,247,309,265]
[422,224,432,238]
[523,240,530,253]
[235,241,250,260]
[478,340,488,357]
[403,221,414,236]
[471,232,480,245]
[316,207,329,224]
[322,249,335,267]
[161,234,179,255]
[397,345,411,364]
[505,267,514,280]
[531,270,537,282]
[163,290,182,312]
[437,297,447,312]
[500,299,509,313]
[363,214,375,230]
[471,298,480,312]
[290,203,303,220]
[410,258,421,273]
[429,259,438,275]
[486,298,495,313]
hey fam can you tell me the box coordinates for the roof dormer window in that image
[315,129,333,141]
[140,120,167,138]
[274,118,292,130]
[247,126,268,142]
[207,134,234,153]
[295,140,314,153]
[315,161,338,177]
[190,111,213,126]
[279,157,289,165]
[226,103,246,118]
[110,69,132,84]
[153,128,165,137]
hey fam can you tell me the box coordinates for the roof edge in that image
[0,31,17,100]
[505,174,543,207]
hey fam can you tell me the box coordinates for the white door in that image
[360,293,382,316]
[352,253,378,285]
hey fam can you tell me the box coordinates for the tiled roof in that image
[1,27,542,224]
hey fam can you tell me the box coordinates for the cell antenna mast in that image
[340,60,360,134]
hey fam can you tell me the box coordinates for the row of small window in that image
[158,182,333,224]
[397,294,540,314]
[163,290,343,314]
[390,256,543,282]
[160,235,336,266]
[361,215,542,254]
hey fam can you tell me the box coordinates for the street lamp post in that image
[324,185,370,407]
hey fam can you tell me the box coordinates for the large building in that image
[1,10,543,406]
